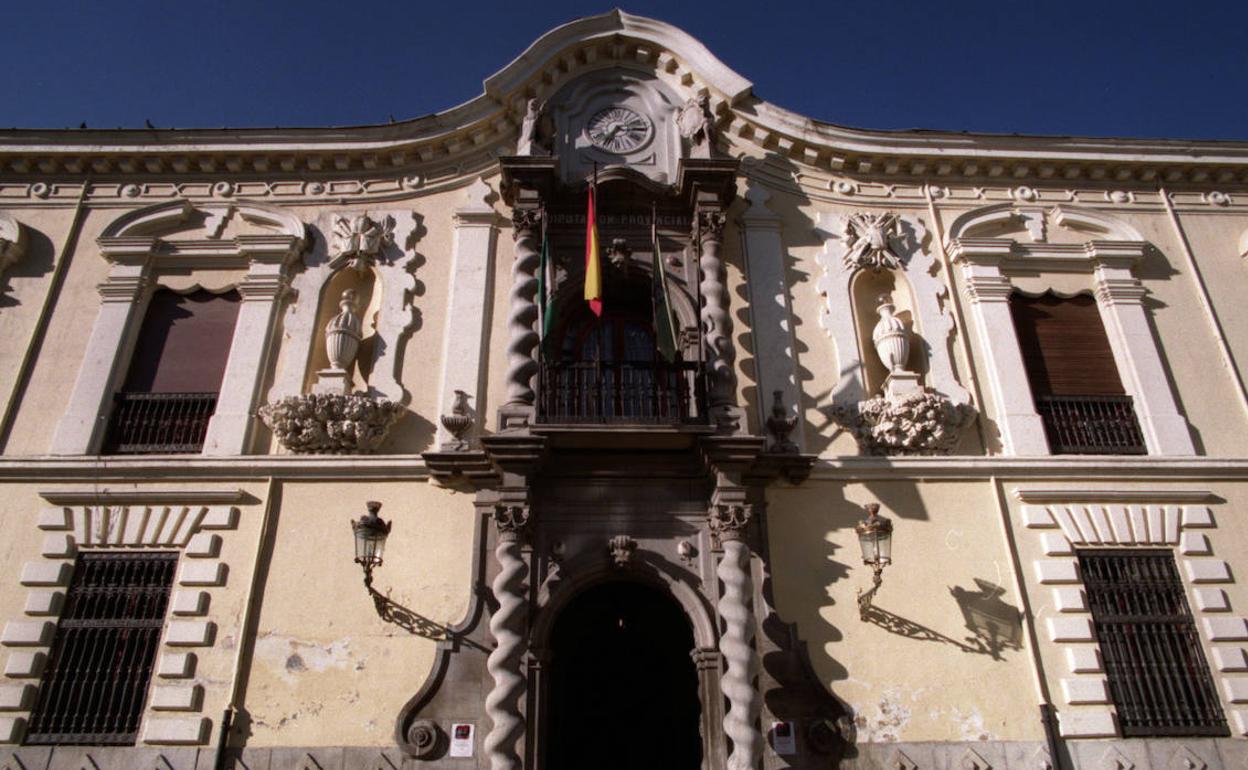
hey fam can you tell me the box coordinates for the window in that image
[103,288,240,454]
[1079,549,1227,736]
[25,552,177,745]
[1010,292,1146,454]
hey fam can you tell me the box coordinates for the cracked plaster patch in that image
[254,633,355,684]
[853,686,916,742]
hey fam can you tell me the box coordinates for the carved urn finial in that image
[325,289,363,373]
[439,389,474,451]
[871,294,910,376]
[765,390,799,454]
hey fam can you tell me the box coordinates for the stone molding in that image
[50,199,309,456]
[0,492,245,746]
[1017,489,1247,738]
[947,203,1194,457]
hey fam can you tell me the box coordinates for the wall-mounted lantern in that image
[855,502,893,620]
[351,500,392,590]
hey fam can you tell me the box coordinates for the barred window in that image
[25,553,177,745]
[1080,549,1228,736]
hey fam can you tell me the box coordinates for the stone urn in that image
[325,289,362,371]
[871,294,909,374]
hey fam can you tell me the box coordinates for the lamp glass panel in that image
[876,532,892,564]
[858,531,879,564]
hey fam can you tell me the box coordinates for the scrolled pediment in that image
[97,200,307,267]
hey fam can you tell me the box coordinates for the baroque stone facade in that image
[0,10,1247,770]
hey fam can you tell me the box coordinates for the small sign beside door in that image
[450,722,474,757]
[771,720,797,755]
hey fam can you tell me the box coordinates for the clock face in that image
[585,107,653,154]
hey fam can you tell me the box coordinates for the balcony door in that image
[541,276,698,424]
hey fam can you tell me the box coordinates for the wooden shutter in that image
[1009,292,1124,397]
[123,288,241,393]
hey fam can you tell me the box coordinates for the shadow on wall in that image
[732,151,816,440]
[862,579,1023,662]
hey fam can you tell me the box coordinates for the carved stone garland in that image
[500,208,542,429]
[484,503,530,770]
[259,287,404,453]
[709,502,764,770]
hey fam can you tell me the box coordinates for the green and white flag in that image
[651,207,679,362]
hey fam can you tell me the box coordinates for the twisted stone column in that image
[484,503,530,770]
[502,208,542,428]
[710,503,762,770]
[697,209,738,425]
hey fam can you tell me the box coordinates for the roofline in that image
[0,10,1245,186]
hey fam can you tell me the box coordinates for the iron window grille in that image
[25,552,177,745]
[1079,549,1228,736]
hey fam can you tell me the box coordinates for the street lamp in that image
[351,500,392,589]
[855,502,893,620]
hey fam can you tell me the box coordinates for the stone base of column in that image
[710,403,746,435]
[498,403,535,432]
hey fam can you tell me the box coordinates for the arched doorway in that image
[545,580,702,770]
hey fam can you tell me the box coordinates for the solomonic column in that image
[499,207,542,430]
[710,501,763,770]
[697,207,742,432]
[484,502,530,770]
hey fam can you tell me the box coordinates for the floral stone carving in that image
[259,393,404,454]
[834,387,974,455]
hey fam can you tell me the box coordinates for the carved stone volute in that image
[709,503,752,542]
[492,503,531,543]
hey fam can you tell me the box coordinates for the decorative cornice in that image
[0,12,1243,188]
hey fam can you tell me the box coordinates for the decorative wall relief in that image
[816,211,974,454]
[258,393,404,454]
[263,210,423,453]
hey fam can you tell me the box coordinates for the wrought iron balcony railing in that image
[103,391,217,454]
[538,360,707,425]
[1035,394,1147,455]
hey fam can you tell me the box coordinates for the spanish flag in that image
[584,178,603,317]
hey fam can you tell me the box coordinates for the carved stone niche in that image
[815,210,976,455]
[549,70,685,186]
[261,210,421,453]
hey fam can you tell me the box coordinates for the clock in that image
[585,107,653,154]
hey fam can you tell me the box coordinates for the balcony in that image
[102,392,217,454]
[1035,394,1147,455]
[538,360,706,425]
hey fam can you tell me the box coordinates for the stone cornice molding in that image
[948,203,1147,273]
[1011,487,1215,504]
[97,199,307,270]
[0,13,1245,187]
[38,488,248,505]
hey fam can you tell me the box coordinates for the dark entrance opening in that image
[546,580,702,770]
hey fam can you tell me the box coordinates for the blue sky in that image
[2,0,1245,141]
